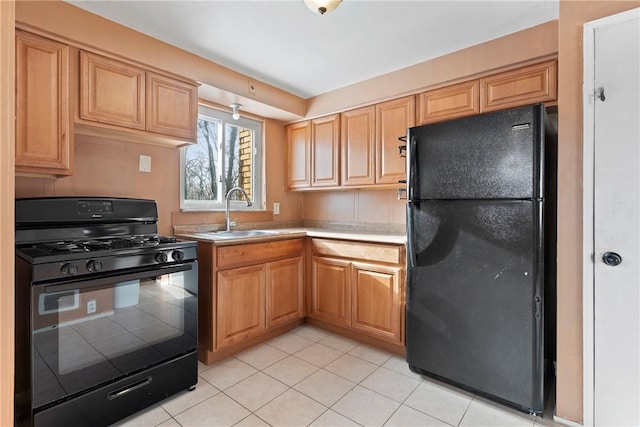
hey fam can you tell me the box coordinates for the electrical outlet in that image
[87,299,96,314]
[139,155,151,173]
[273,202,280,215]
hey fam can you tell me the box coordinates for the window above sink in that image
[180,103,263,211]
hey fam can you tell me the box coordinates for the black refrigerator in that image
[405,103,556,416]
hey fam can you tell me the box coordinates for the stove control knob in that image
[172,250,185,262]
[87,260,103,272]
[61,262,78,276]
[155,252,168,263]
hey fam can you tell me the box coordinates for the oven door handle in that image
[43,263,193,293]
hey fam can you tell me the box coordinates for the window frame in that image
[180,104,263,211]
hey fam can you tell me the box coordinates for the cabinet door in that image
[480,60,557,113]
[376,96,415,184]
[417,80,479,125]
[146,72,197,140]
[286,121,311,189]
[266,257,304,329]
[216,265,265,350]
[15,31,71,175]
[351,262,403,344]
[310,257,350,327]
[341,106,375,186]
[311,114,340,187]
[80,51,145,129]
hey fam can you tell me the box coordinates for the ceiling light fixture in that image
[304,0,342,15]
[230,103,241,120]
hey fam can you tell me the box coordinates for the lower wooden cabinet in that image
[216,264,266,349]
[310,257,351,326]
[308,239,406,346]
[198,238,304,364]
[351,262,403,343]
[267,257,304,329]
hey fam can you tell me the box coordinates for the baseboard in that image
[553,413,583,427]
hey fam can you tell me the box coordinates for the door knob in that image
[602,252,622,266]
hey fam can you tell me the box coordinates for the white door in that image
[584,8,640,427]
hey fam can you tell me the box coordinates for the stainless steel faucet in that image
[225,186,253,231]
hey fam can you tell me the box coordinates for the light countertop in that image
[176,227,406,245]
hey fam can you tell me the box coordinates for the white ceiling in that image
[67,0,558,100]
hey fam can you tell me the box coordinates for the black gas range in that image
[14,197,198,427]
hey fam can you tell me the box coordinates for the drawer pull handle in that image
[107,377,152,400]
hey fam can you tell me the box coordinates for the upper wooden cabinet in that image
[376,96,415,184]
[480,60,558,113]
[341,106,375,186]
[417,80,479,125]
[341,97,414,187]
[286,121,311,189]
[417,59,557,125]
[287,60,555,190]
[311,114,340,187]
[80,51,145,130]
[146,72,198,140]
[15,30,72,176]
[78,51,198,143]
[286,114,340,190]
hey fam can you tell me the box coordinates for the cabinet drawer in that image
[311,238,404,265]
[217,238,304,269]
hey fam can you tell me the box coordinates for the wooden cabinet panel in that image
[311,238,404,265]
[146,72,197,140]
[15,30,72,175]
[341,106,375,186]
[311,114,340,187]
[266,257,304,329]
[217,239,304,270]
[376,96,414,184]
[80,51,145,129]
[310,257,350,327]
[216,264,266,350]
[417,80,479,125]
[199,238,304,364]
[351,262,403,344]
[480,60,557,112]
[286,121,311,189]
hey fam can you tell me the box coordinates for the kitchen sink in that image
[205,230,280,239]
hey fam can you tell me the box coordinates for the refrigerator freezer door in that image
[408,104,544,200]
[406,200,544,414]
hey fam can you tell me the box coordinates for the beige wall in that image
[556,0,640,422]
[303,189,406,226]
[16,118,303,235]
[0,1,15,425]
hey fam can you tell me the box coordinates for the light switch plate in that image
[273,202,280,215]
[139,155,151,173]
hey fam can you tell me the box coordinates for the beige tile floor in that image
[112,325,563,427]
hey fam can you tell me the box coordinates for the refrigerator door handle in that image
[406,206,417,268]
[407,134,418,204]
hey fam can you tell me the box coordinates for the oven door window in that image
[31,264,197,409]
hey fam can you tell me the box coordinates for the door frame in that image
[582,8,640,427]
